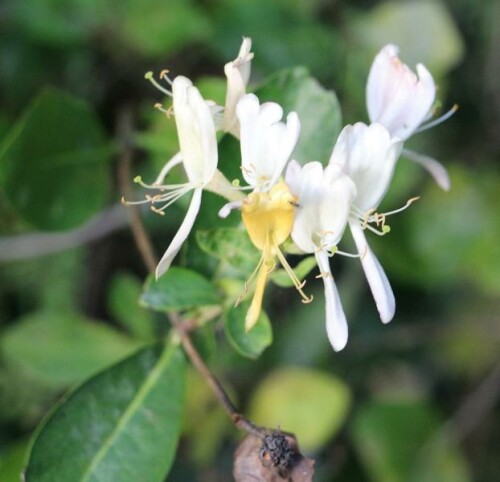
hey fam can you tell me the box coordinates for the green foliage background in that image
[1,0,499,481]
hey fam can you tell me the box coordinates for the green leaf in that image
[196,228,260,275]
[25,341,186,482]
[271,255,317,287]
[249,367,351,452]
[0,311,140,389]
[140,267,220,312]
[224,303,273,359]
[108,272,156,341]
[351,400,471,482]
[0,439,30,482]
[255,67,342,164]
[0,87,113,231]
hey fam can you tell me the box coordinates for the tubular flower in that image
[222,37,254,137]
[126,76,218,279]
[329,122,405,324]
[222,93,311,331]
[367,44,455,190]
[285,160,356,351]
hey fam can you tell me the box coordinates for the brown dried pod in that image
[233,431,315,481]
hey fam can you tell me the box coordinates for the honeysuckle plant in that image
[21,36,455,482]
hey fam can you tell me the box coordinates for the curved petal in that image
[315,251,348,351]
[155,188,202,279]
[173,76,218,185]
[237,94,300,189]
[366,45,436,140]
[329,122,402,211]
[349,220,395,323]
[403,148,451,191]
[223,37,254,135]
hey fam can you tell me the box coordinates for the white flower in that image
[367,44,436,141]
[367,44,453,190]
[222,37,254,136]
[220,93,309,330]
[285,160,356,351]
[329,122,403,323]
[237,93,300,191]
[127,76,218,279]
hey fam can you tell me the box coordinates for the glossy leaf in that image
[249,367,351,451]
[255,67,342,164]
[225,303,273,359]
[0,88,113,231]
[140,267,220,312]
[0,311,140,389]
[25,342,186,482]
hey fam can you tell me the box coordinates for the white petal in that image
[218,200,242,218]
[349,220,395,323]
[154,152,183,185]
[173,76,218,185]
[315,251,348,351]
[155,188,202,279]
[288,161,355,254]
[329,122,402,211]
[403,148,451,191]
[222,37,254,136]
[237,94,300,189]
[366,44,436,140]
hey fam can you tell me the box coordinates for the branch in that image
[116,106,265,438]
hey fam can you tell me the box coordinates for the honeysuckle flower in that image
[329,122,405,324]
[367,44,456,190]
[125,76,218,279]
[285,160,356,351]
[220,93,309,330]
[222,37,254,137]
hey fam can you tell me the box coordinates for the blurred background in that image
[1,0,499,481]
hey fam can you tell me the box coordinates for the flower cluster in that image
[130,39,453,352]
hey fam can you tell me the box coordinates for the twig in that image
[116,107,265,438]
[117,106,157,274]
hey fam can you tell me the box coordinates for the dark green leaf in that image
[0,87,113,231]
[0,311,140,389]
[196,228,260,275]
[255,67,342,164]
[25,342,186,482]
[140,267,220,312]
[225,303,272,359]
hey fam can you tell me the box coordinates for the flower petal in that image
[315,251,348,351]
[403,148,451,191]
[349,220,395,323]
[223,37,254,136]
[329,122,402,211]
[237,94,300,189]
[367,44,436,140]
[173,76,218,185]
[155,188,203,279]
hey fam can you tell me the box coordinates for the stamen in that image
[275,248,313,304]
[154,103,170,115]
[416,104,459,134]
[159,69,173,86]
[144,71,173,96]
